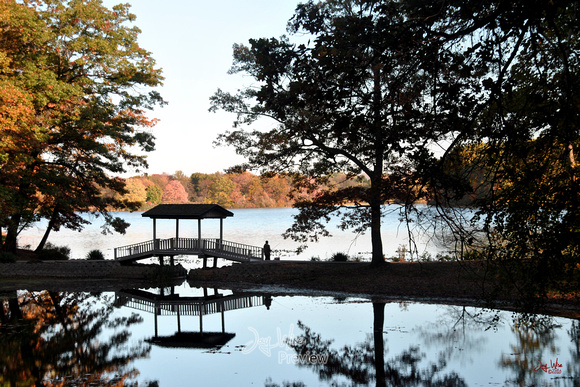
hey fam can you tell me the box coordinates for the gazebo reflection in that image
[115,287,265,349]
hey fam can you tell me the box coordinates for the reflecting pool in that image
[1,281,579,386]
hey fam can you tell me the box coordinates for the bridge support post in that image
[213,257,218,268]
[159,255,164,266]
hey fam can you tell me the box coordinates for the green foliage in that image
[408,0,580,300]
[86,249,105,261]
[145,184,163,204]
[38,243,70,261]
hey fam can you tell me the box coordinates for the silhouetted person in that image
[264,296,272,310]
[263,241,271,260]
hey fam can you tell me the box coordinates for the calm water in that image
[1,282,578,386]
[10,207,580,386]
[17,206,441,263]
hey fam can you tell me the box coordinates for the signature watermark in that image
[534,358,563,374]
[242,325,329,365]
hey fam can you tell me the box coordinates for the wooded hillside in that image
[117,171,370,209]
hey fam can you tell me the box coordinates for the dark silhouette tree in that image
[404,0,580,303]
[211,0,468,265]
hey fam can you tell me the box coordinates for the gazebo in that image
[114,204,263,266]
[143,204,233,247]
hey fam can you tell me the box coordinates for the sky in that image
[100,0,302,176]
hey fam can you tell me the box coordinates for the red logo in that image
[534,358,563,374]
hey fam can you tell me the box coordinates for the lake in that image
[6,207,580,386]
[1,281,578,386]
[17,206,443,263]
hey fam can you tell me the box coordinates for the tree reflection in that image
[499,314,560,386]
[284,302,466,386]
[416,306,501,365]
[568,320,580,378]
[0,291,152,386]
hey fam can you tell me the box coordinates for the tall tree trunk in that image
[3,214,21,254]
[373,301,386,387]
[370,63,385,267]
[370,195,384,266]
[35,206,59,252]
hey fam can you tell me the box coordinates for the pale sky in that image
[101,0,302,176]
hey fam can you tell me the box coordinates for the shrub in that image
[0,252,17,263]
[86,249,105,260]
[38,243,71,261]
[331,252,349,262]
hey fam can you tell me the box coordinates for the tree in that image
[0,0,164,253]
[205,174,235,208]
[210,1,465,265]
[123,178,147,206]
[162,180,188,204]
[148,173,171,191]
[172,170,194,200]
[402,0,580,301]
[146,183,163,204]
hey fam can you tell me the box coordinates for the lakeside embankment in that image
[0,260,187,293]
[187,260,580,318]
[2,257,579,318]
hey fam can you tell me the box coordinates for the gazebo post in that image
[153,218,157,249]
[198,219,201,245]
[219,218,224,247]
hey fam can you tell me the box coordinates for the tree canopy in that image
[212,0,580,288]
[0,0,164,252]
[211,0,475,265]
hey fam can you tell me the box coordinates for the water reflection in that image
[0,290,149,386]
[115,287,265,349]
[1,287,578,386]
[281,302,466,387]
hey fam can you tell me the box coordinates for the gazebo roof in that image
[147,332,236,348]
[142,204,234,220]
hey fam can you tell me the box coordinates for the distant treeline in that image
[116,171,370,209]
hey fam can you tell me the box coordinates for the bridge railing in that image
[114,240,156,259]
[203,238,263,260]
[114,238,263,261]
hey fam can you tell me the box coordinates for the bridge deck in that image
[114,237,263,263]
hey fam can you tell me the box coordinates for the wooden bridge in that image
[114,237,264,263]
[114,204,265,266]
